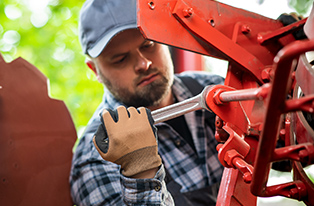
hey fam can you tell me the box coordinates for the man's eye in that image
[142,41,154,49]
[114,56,127,64]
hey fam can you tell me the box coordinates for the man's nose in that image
[134,51,152,72]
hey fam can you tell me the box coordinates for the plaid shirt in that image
[70,71,224,205]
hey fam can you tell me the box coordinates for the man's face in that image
[94,29,174,108]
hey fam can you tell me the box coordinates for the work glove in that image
[93,106,162,177]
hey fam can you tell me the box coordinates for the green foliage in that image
[0,0,104,135]
[288,0,314,15]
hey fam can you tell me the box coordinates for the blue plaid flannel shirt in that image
[70,71,224,205]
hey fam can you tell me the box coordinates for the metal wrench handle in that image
[94,85,213,153]
[152,85,213,124]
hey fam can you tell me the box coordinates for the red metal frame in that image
[137,0,314,205]
[251,39,314,199]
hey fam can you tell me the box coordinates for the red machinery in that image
[137,0,314,205]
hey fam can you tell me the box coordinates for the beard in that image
[100,68,173,108]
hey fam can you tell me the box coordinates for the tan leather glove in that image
[93,106,162,177]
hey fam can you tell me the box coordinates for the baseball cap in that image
[79,0,137,58]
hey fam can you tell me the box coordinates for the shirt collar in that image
[172,75,194,102]
[102,88,125,110]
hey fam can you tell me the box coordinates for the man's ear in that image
[85,58,103,83]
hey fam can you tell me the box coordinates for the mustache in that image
[134,67,159,84]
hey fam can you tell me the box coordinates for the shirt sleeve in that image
[70,115,174,206]
[121,165,174,205]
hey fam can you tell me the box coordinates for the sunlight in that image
[4,5,22,20]
[218,0,302,19]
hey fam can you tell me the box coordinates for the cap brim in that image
[87,24,138,58]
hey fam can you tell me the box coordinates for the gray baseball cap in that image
[79,0,137,58]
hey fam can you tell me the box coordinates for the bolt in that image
[215,117,223,128]
[216,144,223,152]
[243,172,252,183]
[241,25,251,34]
[279,129,286,137]
[148,1,155,10]
[290,188,299,199]
[257,33,265,44]
[213,89,225,105]
[183,7,193,18]
[261,67,273,82]
[208,18,215,27]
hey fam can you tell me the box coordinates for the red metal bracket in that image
[263,181,308,200]
[172,0,265,83]
[272,143,314,165]
[257,18,307,45]
[137,0,296,88]
[251,39,314,199]
[216,126,253,183]
[283,95,314,113]
[205,85,249,135]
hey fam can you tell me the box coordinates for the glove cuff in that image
[116,146,162,177]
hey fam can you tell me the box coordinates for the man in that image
[70,0,224,205]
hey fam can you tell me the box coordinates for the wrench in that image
[152,85,213,124]
[94,85,213,153]
[153,84,270,123]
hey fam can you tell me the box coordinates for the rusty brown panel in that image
[0,53,77,205]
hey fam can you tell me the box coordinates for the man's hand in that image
[93,106,162,178]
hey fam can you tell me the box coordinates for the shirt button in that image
[154,185,161,192]
[175,140,181,146]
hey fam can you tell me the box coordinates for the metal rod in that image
[219,84,270,103]
[152,85,213,124]
[152,94,203,124]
